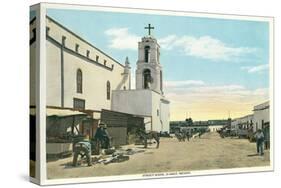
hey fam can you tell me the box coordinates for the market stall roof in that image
[30,108,87,117]
[47,108,86,117]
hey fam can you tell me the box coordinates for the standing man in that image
[102,124,110,149]
[255,129,265,156]
[95,122,111,149]
[198,129,202,138]
[186,129,190,141]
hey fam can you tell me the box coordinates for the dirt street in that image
[47,132,270,179]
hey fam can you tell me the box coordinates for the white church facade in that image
[30,16,170,133]
[112,29,170,132]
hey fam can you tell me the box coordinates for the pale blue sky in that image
[46,8,269,91]
[44,8,270,120]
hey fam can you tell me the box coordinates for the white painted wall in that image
[208,125,223,132]
[253,101,270,132]
[151,92,170,132]
[45,17,130,111]
[111,89,170,132]
[46,40,61,106]
[111,90,152,116]
[159,99,170,132]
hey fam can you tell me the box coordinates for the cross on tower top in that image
[144,24,154,36]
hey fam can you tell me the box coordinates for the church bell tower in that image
[136,24,163,95]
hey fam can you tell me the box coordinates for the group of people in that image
[72,121,111,167]
[176,127,206,142]
[85,122,267,157]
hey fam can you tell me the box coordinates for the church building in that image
[30,16,170,138]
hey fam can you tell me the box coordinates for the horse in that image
[136,129,160,148]
[175,131,186,141]
[175,127,190,142]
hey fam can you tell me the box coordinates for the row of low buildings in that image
[230,101,270,149]
[231,101,270,133]
[170,119,231,133]
[170,101,270,136]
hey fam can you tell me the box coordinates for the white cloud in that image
[105,28,140,50]
[159,35,256,61]
[164,80,205,88]
[158,35,177,50]
[105,28,257,62]
[241,64,269,73]
[165,81,269,104]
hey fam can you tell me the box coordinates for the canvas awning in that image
[30,107,87,117]
[46,108,86,117]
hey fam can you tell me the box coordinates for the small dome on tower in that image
[124,56,131,75]
[125,56,130,66]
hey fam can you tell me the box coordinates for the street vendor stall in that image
[44,108,96,160]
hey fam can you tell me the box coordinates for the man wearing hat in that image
[95,122,110,149]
